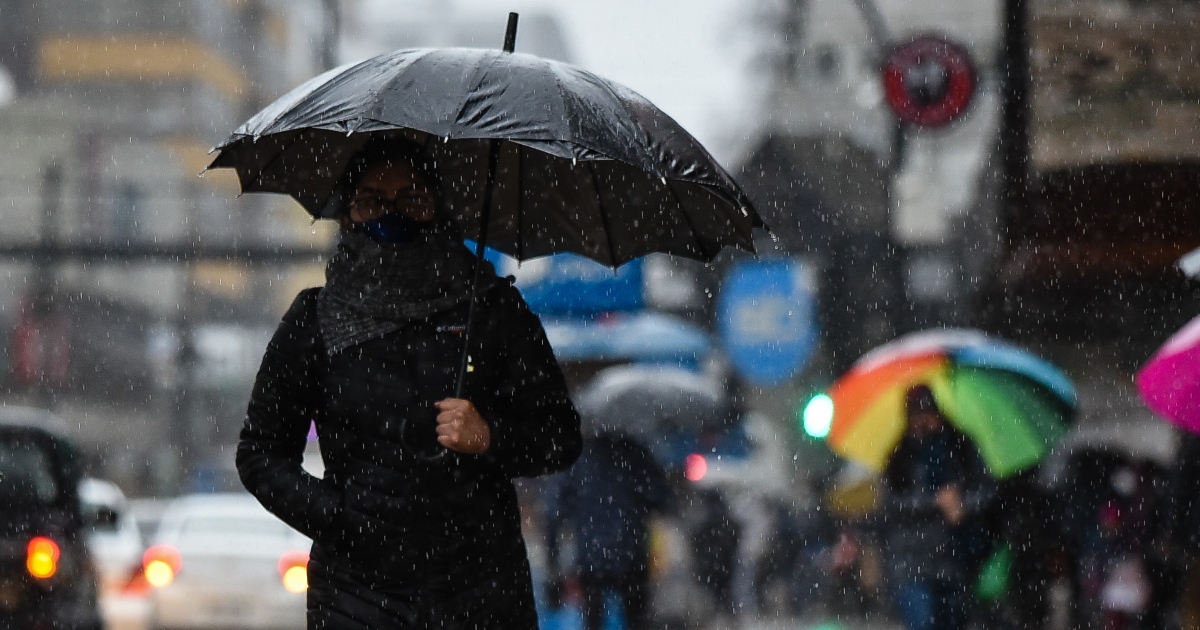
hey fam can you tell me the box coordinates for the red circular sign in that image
[882,35,976,128]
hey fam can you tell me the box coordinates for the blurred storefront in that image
[735,0,1199,484]
[0,0,335,494]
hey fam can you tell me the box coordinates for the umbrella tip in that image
[503,12,519,53]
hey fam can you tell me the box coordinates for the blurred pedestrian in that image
[976,470,1056,629]
[236,139,583,629]
[879,385,995,630]
[753,497,805,615]
[1059,446,1129,629]
[688,487,741,620]
[1092,462,1159,630]
[1168,432,1200,630]
[545,430,674,630]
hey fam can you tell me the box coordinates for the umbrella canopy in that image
[206,46,764,267]
[826,329,1076,479]
[541,311,711,365]
[207,15,767,402]
[1137,314,1200,434]
[1179,245,1200,279]
[574,365,735,440]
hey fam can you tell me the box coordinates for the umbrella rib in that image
[586,161,620,268]
[583,69,762,237]
[450,50,505,131]
[246,54,382,140]
[587,73,659,171]
[665,180,713,261]
[517,145,526,261]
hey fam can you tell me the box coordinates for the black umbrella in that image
[208,14,766,393]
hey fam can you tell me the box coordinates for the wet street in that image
[739,619,901,630]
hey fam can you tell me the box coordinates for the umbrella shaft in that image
[455,138,502,398]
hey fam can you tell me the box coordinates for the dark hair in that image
[905,384,939,415]
[323,137,442,218]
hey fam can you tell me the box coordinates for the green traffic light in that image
[802,393,834,439]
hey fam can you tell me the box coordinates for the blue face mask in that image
[356,213,433,244]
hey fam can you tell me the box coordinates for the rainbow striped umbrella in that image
[826,330,1075,479]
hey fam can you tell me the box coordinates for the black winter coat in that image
[879,426,995,584]
[545,433,673,578]
[237,283,582,629]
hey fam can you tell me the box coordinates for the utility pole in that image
[28,162,63,408]
[1000,0,1030,245]
[322,0,341,70]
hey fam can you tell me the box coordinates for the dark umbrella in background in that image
[1179,245,1200,279]
[574,364,736,441]
[207,13,766,395]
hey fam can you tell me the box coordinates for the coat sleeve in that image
[236,289,341,543]
[480,286,583,478]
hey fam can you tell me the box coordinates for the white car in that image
[144,494,310,630]
[80,478,145,596]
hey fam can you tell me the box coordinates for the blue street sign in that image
[717,258,818,386]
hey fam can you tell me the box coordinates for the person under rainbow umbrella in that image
[823,329,1076,479]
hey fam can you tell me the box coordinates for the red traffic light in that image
[882,35,977,129]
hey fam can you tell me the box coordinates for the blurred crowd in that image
[528,422,1200,630]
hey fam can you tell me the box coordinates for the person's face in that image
[908,410,942,439]
[347,160,437,224]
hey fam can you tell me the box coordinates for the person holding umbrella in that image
[236,138,583,628]
[215,14,766,629]
[880,385,995,630]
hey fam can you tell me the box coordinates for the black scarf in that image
[317,222,499,355]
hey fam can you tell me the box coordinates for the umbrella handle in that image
[454,138,503,399]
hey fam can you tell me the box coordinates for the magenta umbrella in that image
[1137,314,1200,435]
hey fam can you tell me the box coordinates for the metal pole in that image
[33,162,62,408]
[322,0,342,70]
[170,176,201,492]
[1000,0,1030,246]
[851,0,892,56]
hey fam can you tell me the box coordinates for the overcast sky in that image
[354,0,772,164]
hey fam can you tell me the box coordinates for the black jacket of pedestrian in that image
[879,423,995,585]
[545,432,673,579]
[237,281,582,628]
[1169,431,1200,558]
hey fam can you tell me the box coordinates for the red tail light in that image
[142,545,182,588]
[278,550,309,593]
[26,536,60,579]
[685,453,708,482]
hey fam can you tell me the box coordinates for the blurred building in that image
[0,0,335,493]
[343,1,572,62]
[740,0,1200,465]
